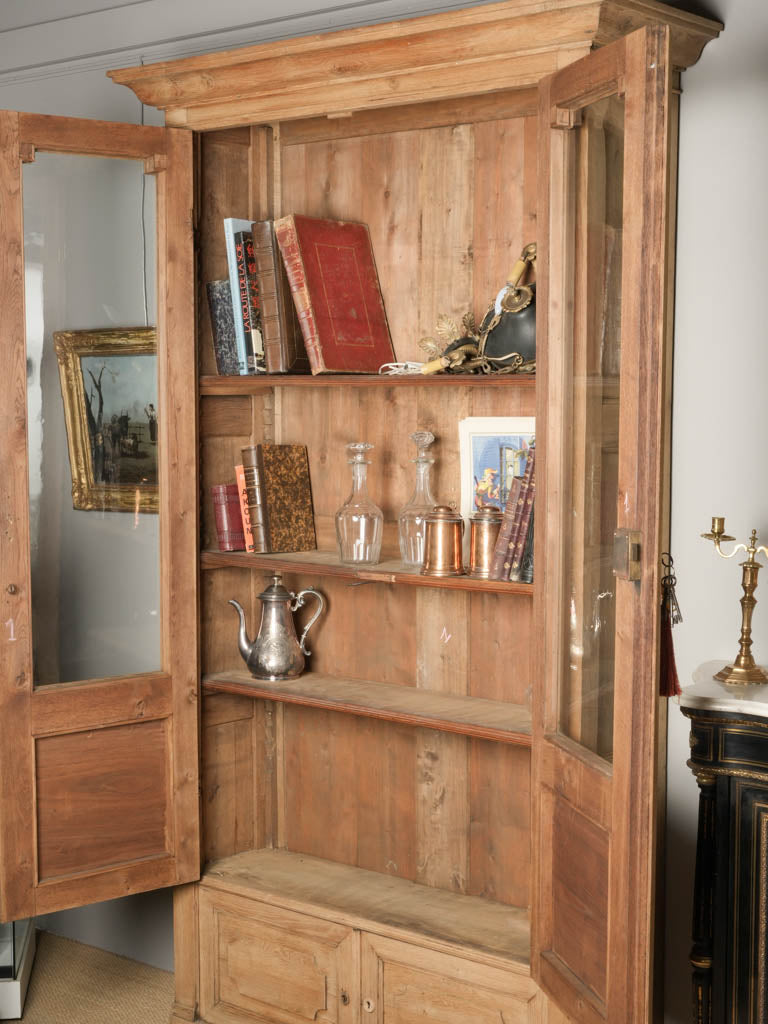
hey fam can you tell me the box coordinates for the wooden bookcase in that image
[0,5,720,1024]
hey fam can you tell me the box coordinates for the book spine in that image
[235,231,266,373]
[223,216,253,375]
[252,220,289,373]
[211,483,245,551]
[488,477,523,581]
[234,464,255,553]
[205,280,240,376]
[508,451,536,582]
[241,445,270,553]
[518,505,535,585]
[274,216,325,374]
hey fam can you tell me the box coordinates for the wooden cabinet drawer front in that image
[361,934,538,1024]
[199,888,359,1024]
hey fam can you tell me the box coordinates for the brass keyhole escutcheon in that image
[363,998,375,1013]
[6,584,17,595]
[340,992,350,1006]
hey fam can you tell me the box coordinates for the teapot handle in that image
[291,588,325,656]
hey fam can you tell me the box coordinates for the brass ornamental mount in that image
[701,517,768,684]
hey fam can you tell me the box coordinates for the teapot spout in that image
[228,599,253,665]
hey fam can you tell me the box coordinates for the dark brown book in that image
[251,220,310,374]
[518,505,535,585]
[508,448,536,582]
[240,443,316,554]
[489,447,535,581]
[274,214,394,375]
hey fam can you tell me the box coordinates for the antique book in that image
[508,448,536,582]
[518,506,535,585]
[234,231,266,373]
[240,443,316,553]
[205,280,240,376]
[251,220,310,374]
[274,214,395,375]
[211,483,245,551]
[234,463,257,553]
[488,446,535,581]
[223,216,254,374]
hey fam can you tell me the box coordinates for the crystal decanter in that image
[398,430,437,568]
[335,442,383,565]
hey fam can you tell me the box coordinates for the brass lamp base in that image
[714,662,768,686]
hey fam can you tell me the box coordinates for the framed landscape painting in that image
[458,416,535,520]
[54,327,159,513]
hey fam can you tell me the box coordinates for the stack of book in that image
[488,445,535,583]
[206,214,395,377]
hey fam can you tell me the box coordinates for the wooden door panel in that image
[534,25,671,1024]
[199,887,360,1024]
[0,110,199,921]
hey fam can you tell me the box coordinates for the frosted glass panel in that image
[24,153,160,686]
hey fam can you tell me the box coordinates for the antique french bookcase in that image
[0,3,721,1024]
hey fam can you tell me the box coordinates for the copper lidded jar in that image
[421,505,464,577]
[468,506,503,578]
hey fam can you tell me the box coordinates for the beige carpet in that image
[20,931,173,1024]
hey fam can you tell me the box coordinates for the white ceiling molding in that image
[0,0,492,86]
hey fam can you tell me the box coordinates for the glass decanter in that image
[335,442,383,565]
[398,430,437,568]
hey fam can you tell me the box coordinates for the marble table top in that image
[680,660,768,718]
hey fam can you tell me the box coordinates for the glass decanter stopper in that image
[335,442,383,565]
[398,431,437,568]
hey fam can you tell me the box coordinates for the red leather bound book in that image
[274,214,395,375]
[211,483,245,551]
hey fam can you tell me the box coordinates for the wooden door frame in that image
[0,111,199,922]
[532,25,671,1023]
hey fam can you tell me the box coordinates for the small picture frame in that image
[458,416,535,521]
[54,327,159,513]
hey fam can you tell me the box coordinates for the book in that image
[223,216,254,374]
[488,446,535,581]
[211,483,245,551]
[518,505,534,585]
[234,230,266,373]
[273,214,395,375]
[240,443,316,554]
[251,219,311,374]
[205,280,240,376]
[234,463,257,553]
[508,448,536,582]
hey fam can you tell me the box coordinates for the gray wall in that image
[1,1,765,1017]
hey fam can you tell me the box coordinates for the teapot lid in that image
[258,574,292,602]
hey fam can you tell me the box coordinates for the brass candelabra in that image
[701,517,768,684]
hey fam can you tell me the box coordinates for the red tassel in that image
[660,600,681,697]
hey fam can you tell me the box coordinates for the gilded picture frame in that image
[54,327,159,513]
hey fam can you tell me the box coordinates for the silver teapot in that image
[229,574,325,681]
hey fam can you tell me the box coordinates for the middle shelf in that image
[203,670,532,746]
[200,547,534,595]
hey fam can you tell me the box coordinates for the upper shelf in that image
[108,0,721,131]
[200,548,534,596]
[199,373,535,395]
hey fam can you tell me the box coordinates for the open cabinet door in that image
[0,112,199,921]
[533,25,671,1024]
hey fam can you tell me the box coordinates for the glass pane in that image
[558,94,625,762]
[24,153,160,686]
[0,921,13,980]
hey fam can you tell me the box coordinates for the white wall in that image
[2,0,766,1016]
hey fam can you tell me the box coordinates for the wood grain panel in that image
[201,568,253,676]
[551,800,608,1004]
[202,699,255,862]
[283,707,418,882]
[469,741,531,908]
[35,719,169,881]
[469,592,532,706]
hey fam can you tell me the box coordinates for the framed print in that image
[458,416,535,520]
[54,327,158,513]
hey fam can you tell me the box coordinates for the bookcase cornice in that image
[108,0,720,131]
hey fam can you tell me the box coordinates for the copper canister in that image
[468,506,503,578]
[422,505,465,577]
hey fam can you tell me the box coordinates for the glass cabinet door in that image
[533,26,672,1024]
[0,112,199,922]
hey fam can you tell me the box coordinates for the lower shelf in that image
[203,670,532,745]
[202,848,530,968]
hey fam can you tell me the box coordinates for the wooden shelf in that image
[199,373,535,395]
[200,548,534,595]
[202,848,530,967]
[203,670,532,746]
